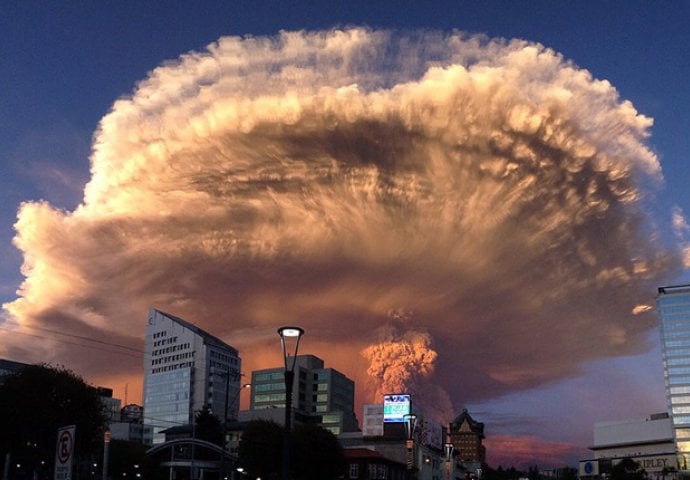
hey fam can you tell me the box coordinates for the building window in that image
[349,463,359,479]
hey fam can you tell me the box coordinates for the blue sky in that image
[1,1,689,468]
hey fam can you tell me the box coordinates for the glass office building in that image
[658,284,690,470]
[143,308,241,443]
[247,354,359,434]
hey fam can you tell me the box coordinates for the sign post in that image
[54,425,75,480]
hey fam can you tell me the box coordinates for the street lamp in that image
[103,431,111,480]
[217,369,243,480]
[228,383,252,422]
[444,442,454,480]
[403,414,417,472]
[222,383,251,479]
[277,326,304,480]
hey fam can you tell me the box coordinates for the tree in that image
[238,419,283,480]
[291,423,345,480]
[237,420,346,480]
[194,406,223,445]
[0,363,108,479]
[108,440,151,480]
[610,458,647,480]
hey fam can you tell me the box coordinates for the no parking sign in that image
[54,425,75,480]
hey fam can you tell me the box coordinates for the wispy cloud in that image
[484,434,584,469]
[672,206,690,238]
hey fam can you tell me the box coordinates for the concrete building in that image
[96,387,122,423]
[121,404,144,423]
[142,308,241,444]
[110,404,153,445]
[579,413,677,480]
[242,354,358,435]
[110,422,153,445]
[339,402,449,480]
[343,447,408,480]
[449,408,485,478]
[362,404,385,437]
[658,284,690,471]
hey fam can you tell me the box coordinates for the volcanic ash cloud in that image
[3,28,683,413]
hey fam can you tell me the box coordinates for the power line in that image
[0,326,143,359]
[10,321,143,353]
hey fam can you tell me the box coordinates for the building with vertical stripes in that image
[658,284,690,470]
[142,308,241,444]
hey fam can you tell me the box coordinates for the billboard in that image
[383,394,411,422]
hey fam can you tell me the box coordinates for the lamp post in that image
[219,368,246,480]
[277,326,304,480]
[103,431,111,480]
[404,413,417,474]
[227,383,251,422]
[221,383,251,480]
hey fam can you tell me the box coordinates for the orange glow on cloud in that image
[1,29,684,449]
[484,434,584,469]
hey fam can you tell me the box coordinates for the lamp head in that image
[277,326,304,372]
[403,413,418,440]
[445,442,454,460]
[277,326,304,338]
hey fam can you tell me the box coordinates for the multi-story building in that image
[142,308,241,443]
[449,408,485,478]
[121,404,144,423]
[342,401,447,480]
[110,404,153,445]
[658,284,690,470]
[343,448,407,480]
[579,412,677,480]
[96,387,122,423]
[244,354,358,434]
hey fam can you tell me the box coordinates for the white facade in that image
[110,422,153,445]
[142,308,241,443]
[580,413,677,480]
[362,404,384,437]
[594,414,674,457]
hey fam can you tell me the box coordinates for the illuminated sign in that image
[383,394,411,422]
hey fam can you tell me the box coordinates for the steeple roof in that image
[451,408,485,436]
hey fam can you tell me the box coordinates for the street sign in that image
[54,425,76,480]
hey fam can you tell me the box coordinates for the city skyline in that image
[1,2,690,469]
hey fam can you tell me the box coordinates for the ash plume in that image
[362,311,454,421]
[2,28,684,415]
